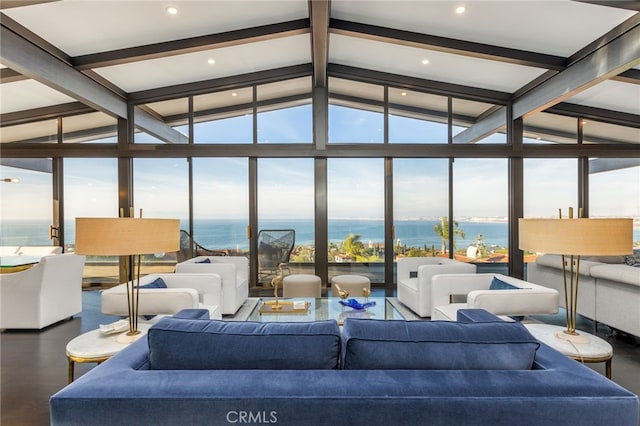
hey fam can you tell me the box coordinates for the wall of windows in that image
[2,77,637,289]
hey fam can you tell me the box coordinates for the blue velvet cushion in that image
[489,277,519,290]
[341,318,539,370]
[196,258,212,263]
[148,318,341,370]
[139,277,167,289]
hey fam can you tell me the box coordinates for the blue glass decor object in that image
[339,298,376,310]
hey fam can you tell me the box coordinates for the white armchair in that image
[175,256,249,315]
[396,257,477,317]
[431,273,559,321]
[0,253,86,329]
[101,273,223,320]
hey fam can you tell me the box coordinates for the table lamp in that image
[519,208,632,343]
[75,214,180,343]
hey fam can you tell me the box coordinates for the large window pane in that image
[389,89,448,143]
[135,98,189,144]
[64,158,118,286]
[134,158,189,273]
[192,158,249,254]
[589,161,640,248]
[0,163,52,246]
[393,159,449,265]
[63,112,117,144]
[194,88,253,143]
[453,159,508,263]
[257,105,312,144]
[328,158,384,282]
[258,158,314,278]
[524,112,577,144]
[329,77,384,144]
[524,159,577,218]
[453,98,506,144]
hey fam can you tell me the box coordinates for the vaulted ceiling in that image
[1,0,639,148]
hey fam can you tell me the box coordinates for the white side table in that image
[525,323,613,379]
[66,323,151,383]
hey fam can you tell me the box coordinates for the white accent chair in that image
[0,253,86,329]
[396,257,477,317]
[175,256,249,315]
[101,273,222,320]
[431,273,559,321]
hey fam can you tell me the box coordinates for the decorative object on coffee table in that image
[75,211,180,343]
[519,208,632,344]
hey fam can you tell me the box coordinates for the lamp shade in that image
[518,218,632,256]
[75,218,180,256]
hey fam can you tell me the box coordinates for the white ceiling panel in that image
[330,34,546,93]
[94,34,311,92]
[567,80,640,115]
[332,0,636,57]
[4,0,309,56]
[0,80,75,114]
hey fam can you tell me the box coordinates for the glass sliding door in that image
[133,158,189,274]
[0,163,53,246]
[453,159,508,266]
[192,158,249,255]
[327,158,384,283]
[257,158,314,281]
[393,159,449,279]
[64,158,118,287]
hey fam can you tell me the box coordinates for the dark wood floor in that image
[2,290,639,426]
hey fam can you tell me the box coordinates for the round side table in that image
[66,323,151,383]
[525,323,613,379]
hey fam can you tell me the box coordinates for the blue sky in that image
[1,105,638,222]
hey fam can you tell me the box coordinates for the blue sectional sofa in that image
[50,309,639,426]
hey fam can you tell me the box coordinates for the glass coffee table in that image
[248,297,404,324]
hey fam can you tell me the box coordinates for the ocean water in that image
[2,219,639,251]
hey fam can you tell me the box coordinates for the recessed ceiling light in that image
[231,92,238,97]
[207,58,216,65]
[166,6,178,15]
[421,59,430,65]
[401,92,407,96]
[456,6,466,14]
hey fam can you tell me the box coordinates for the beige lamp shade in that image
[75,218,180,256]
[518,218,633,256]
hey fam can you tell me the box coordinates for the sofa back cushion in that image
[148,318,341,370]
[341,318,539,370]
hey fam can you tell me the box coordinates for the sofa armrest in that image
[467,287,559,316]
[431,273,494,309]
[101,284,200,316]
[173,309,210,320]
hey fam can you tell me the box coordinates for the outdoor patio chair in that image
[257,229,295,281]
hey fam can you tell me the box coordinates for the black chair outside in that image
[177,230,229,262]
[257,229,295,281]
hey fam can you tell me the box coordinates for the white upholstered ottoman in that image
[330,274,371,298]
[283,274,322,298]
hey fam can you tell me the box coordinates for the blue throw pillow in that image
[148,318,342,370]
[341,318,539,370]
[139,277,167,289]
[489,277,518,290]
[196,258,212,263]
